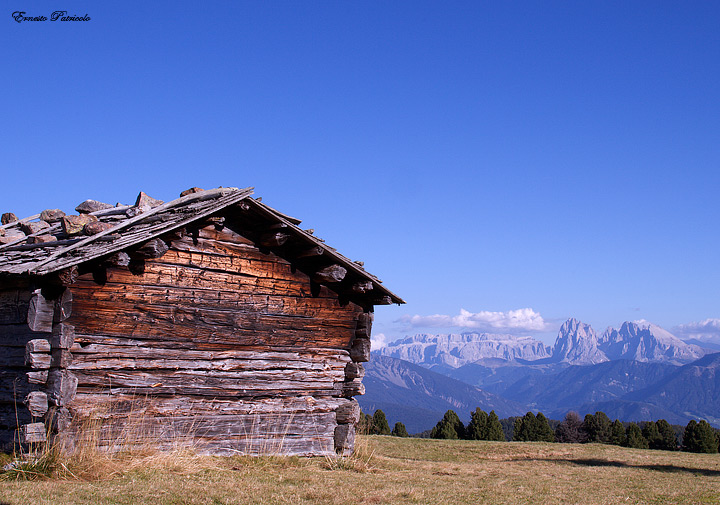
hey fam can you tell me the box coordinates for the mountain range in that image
[365,318,719,432]
[379,318,707,367]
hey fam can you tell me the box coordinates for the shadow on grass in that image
[560,458,720,477]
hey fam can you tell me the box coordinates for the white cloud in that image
[673,319,720,343]
[371,332,391,350]
[396,308,548,333]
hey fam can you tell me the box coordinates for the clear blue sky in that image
[3,1,720,344]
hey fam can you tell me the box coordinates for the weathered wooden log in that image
[335,399,360,425]
[84,221,115,236]
[334,424,355,456]
[21,422,46,444]
[27,290,54,332]
[313,265,347,283]
[20,221,50,235]
[25,352,51,369]
[355,327,370,339]
[27,370,49,384]
[62,214,99,235]
[39,209,66,223]
[341,379,365,398]
[0,289,31,324]
[51,323,75,350]
[51,349,73,368]
[76,199,113,214]
[104,251,131,267]
[260,232,289,247]
[46,370,78,407]
[26,338,51,353]
[344,362,365,380]
[132,238,169,259]
[356,310,374,330]
[298,246,324,258]
[53,289,73,322]
[25,391,48,417]
[1,212,19,225]
[352,281,373,294]
[349,337,371,362]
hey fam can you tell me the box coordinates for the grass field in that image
[1,435,719,505]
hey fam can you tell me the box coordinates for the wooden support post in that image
[46,369,78,407]
[51,323,75,349]
[53,289,72,322]
[334,424,355,456]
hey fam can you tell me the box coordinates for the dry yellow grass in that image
[1,435,719,504]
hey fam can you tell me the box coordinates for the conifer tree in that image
[624,423,649,449]
[683,420,719,453]
[485,410,506,441]
[392,422,409,437]
[467,408,488,440]
[555,411,585,443]
[609,419,626,446]
[513,412,538,442]
[643,421,663,450]
[358,411,373,435]
[430,410,465,440]
[655,419,678,451]
[371,409,391,435]
[536,412,555,442]
[584,412,612,443]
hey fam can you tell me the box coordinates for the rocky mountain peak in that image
[552,318,608,365]
[599,320,706,364]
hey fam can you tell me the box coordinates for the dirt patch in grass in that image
[1,436,719,504]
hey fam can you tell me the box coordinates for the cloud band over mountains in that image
[673,318,720,343]
[396,308,548,334]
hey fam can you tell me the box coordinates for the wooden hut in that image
[0,187,403,456]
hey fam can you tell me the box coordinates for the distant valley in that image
[363,319,720,432]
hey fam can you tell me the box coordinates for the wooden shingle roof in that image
[0,187,404,307]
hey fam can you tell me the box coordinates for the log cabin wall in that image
[0,279,75,450]
[0,187,400,456]
[63,222,366,456]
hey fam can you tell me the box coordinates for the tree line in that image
[360,408,720,454]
